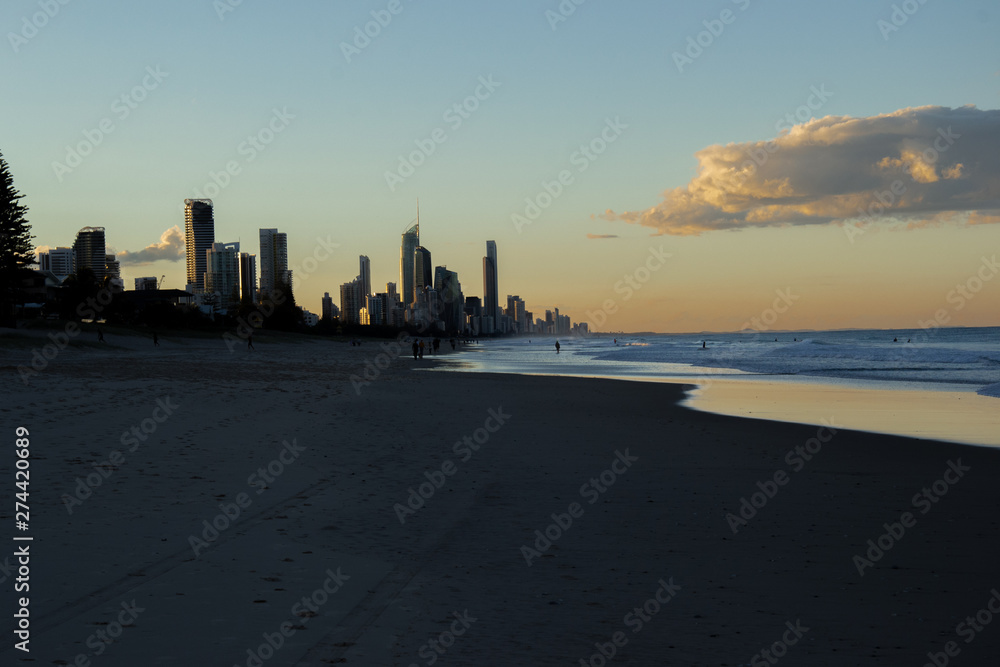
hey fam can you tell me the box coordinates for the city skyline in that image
[6,1,999,333]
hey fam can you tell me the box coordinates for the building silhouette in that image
[483,240,498,333]
[73,227,106,283]
[259,228,289,299]
[184,199,215,291]
[206,242,241,310]
[414,246,432,297]
[400,220,419,305]
[38,247,75,279]
[239,252,257,304]
[359,255,371,301]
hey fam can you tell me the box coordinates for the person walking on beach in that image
[97,327,105,343]
[555,340,560,354]
[412,340,419,359]
[433,338,440,354]
[419,340,425,358]
[248,333,255,351]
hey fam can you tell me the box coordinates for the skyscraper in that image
[414,246,432,296]
[259,228,289,299]
[38,247,75,278]
[239,252,257,304]
[435,266,464,333]
[483,240,498,333]
[184,199,215,291]
[399,220,419,305]
[359,255,371,300]
[73,227,107,282]
[206,242,241,310]
[340,277,363,325]
[322,292,334,321]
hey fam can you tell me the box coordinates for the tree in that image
[0,149,35,326]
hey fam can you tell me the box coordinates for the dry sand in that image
[1,328,999,666]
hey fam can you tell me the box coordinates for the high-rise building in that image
[340,277,363,325]
[73,227,107,282]
[359,255,371,300]
[105,254,120,279]
[322,292,334,321]
[135,277,159,291]
[38,247,75,278]
[259,228,290,299]
[483,240,498,333]
[365,294,387,326]
[400,220,419,305]
[239,253,257,304]
[506,295,526,332]
[184,199,215,291]
[414,246,432,297]
[435,266,464,333]
[206,242,241,310]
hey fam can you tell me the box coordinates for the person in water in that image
[555,340,561,354]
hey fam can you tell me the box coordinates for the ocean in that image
[434,327,1000,446]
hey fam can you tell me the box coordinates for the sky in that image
[2,0,998,333]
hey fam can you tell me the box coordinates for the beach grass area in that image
[2,333,999,665]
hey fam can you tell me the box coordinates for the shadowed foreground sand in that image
[1,332,999,666]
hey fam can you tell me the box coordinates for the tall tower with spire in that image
[399,202,420,305]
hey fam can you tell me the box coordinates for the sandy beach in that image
[2,329,999,666]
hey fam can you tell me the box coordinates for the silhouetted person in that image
[702,341,706,349]
[419,340,425,358]
[412,341,419,359]
[248,333,255,351]
[555,340,561,354]
[97,328,105,343]
[433,338,440,354]
[153,332,159,347]
[450,338,456,350]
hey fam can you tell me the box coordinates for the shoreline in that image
[3,337,1000,664]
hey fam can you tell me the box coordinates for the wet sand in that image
[1,330,999,665]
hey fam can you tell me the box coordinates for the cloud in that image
[603,106,1000,236]
[118,226,185,265]
[586,233,618,239]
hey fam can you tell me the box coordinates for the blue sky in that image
[3,0,998,331]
